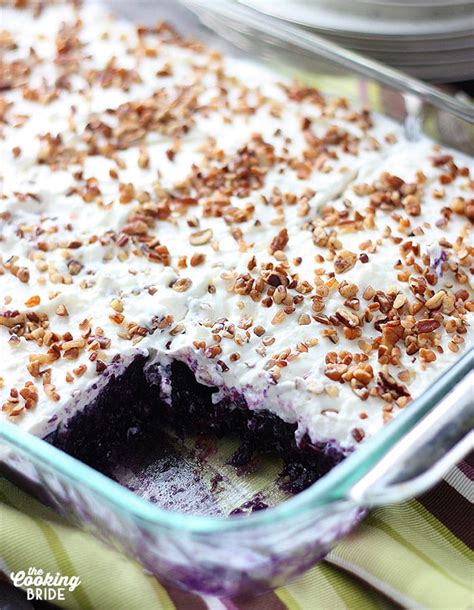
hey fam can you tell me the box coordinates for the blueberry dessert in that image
[1,1,473,493]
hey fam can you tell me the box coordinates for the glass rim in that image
[1,349,471,533]
[182,0,474,124]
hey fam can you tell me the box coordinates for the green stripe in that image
[369,515,472,592]
[0,489,14,509]
[319,562,381,610]
[369,502,472,586]
[148,577,175,610]
[411,500,473,561]
[0,489,92,610]
[276,587,303,610]
[279,563,345,609]
[332,519,471,609]
[35,520,94,610]
[315,564,348,610]
[1,479,67,525]
[1,483,178,610]
[327,556,410,610]
[367,82,382,112]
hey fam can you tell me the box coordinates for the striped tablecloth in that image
[0,454,472,610]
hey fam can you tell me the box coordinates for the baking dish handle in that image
[348,371,474,506]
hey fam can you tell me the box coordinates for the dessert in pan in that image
[1,2,473,494]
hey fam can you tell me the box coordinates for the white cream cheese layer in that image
[1,2,472,449]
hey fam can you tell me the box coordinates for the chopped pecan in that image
[414,319,440,334]
[381,320,404,348]
[324,363,348,381]
[378,370,410,399]
[269,228,289,254]
[189,228,213,246]
[335,308,360,328]
[334,250,357,274]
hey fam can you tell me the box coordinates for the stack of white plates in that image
[238,0,474,82]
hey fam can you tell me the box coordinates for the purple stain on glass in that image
[431,248,447,276]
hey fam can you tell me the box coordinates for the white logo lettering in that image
[10,568,81,601]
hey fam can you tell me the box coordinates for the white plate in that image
[400,61,474,81]
[307,28,474,42]
[352,0,473,6]
[239,0,474,36]
[335,45,474,64]
[309,30,474,51]
[369,49,474,66]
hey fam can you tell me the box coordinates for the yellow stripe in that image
[0,484,175,610]
[319,562,382,610]
[411,500,473,561]
[333,520,471,609]
[369,515,471,592]
[0,489,92,609]
[295,563,348,609]
[148,578,175,610]
[35,520,94,610]
[0,478,67,525]
[276,587,303,610]
[370,504,473,586]
[0,496,78,609]
[366,82,382,112]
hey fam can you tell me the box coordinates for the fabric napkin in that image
[0,453,472,610]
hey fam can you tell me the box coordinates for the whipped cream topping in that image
[1,2,472,450]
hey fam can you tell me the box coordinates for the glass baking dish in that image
[0,0,473,597]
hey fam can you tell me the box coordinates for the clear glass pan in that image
[0,0,473,596]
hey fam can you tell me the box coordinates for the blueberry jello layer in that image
[1,2,473,482]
